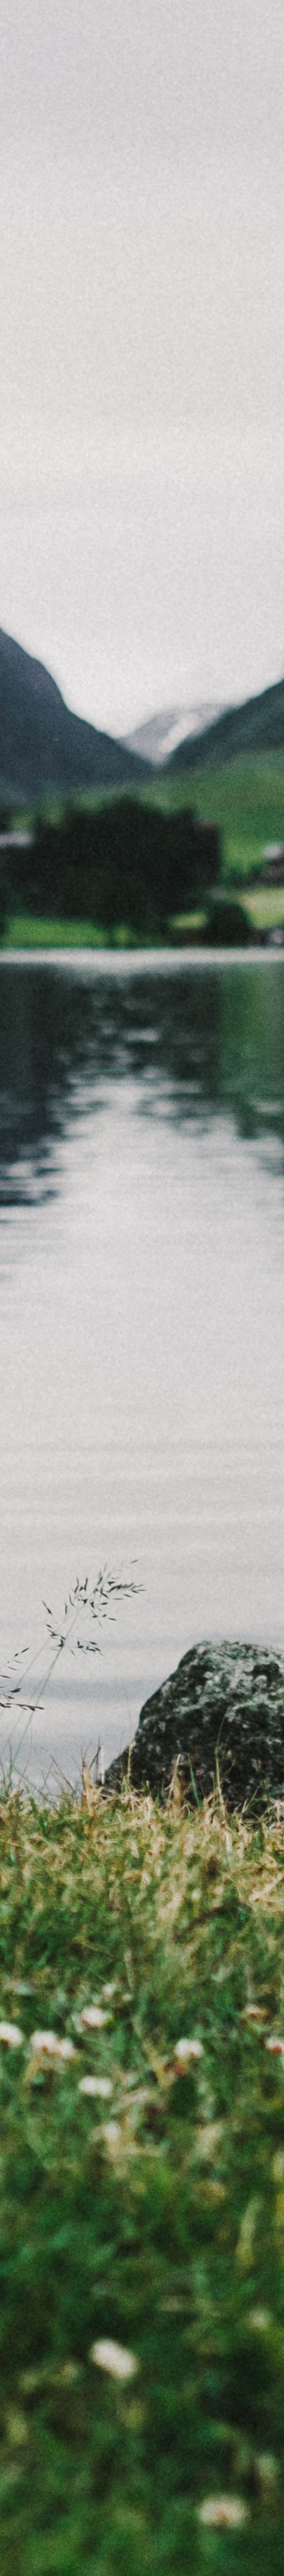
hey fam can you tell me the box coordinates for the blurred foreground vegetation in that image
[1,1780,284,2567]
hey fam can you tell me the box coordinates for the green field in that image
[244,888,284,933]
[149,755,284,881]
[3,917,139,951]
[1,1778,284,2570]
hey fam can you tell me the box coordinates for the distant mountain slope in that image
[0,628,145,800]
[125,701,221,767]
[168,677,284,773]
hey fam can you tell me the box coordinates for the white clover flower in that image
[78,2076,113,2100]
[91,2338,138,2382]
[30,2031,59,2055]
[30,2030,75,2061]
[243,2004,265,2022]
[81,2005,110,2031]
[0,2020,23,2048]
[101,2120,121,2151]
[266,2036,284,2056]
[174,2037,203,2064]
[198,2496,248,2529]
[56,2038,76,2061]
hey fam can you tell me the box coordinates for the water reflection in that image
[0,952,284,1207]
[0,950,284,1784]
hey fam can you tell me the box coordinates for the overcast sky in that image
[1,0,283,733]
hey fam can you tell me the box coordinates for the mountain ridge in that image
[0,627,146,801]
[2,621,284,800]
[167,675,284,772]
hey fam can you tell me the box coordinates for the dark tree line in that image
[4,798,220,931]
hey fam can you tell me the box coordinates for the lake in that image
[0,948,283,1787]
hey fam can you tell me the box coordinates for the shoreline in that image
[2,920,284,955]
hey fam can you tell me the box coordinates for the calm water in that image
[1,948,284,1786]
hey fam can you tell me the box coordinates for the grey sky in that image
[1,1,283,731]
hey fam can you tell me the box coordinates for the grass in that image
[242,888,284,934]
[2,919,166,952]
[1,1781,284,2567]
[2,918,125,951]
[149,755,284,881]
[169,912,206,940]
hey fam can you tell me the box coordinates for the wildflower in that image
[30,2031,61,2056]
[0,2020,23,2048]
[198,2495,248,2529]
[56,2037,76,2061]
[91,2338,138,2382]
[101,2120,121,2151]
[30,2031,75,2061]
[243,2004,266,2023]
[266,2035,284,2056]
[81,2004,110,2031]
[78,2076,112,2099]
[174,2037,203,2065]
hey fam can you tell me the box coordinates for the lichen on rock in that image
[106,1642,284,1809]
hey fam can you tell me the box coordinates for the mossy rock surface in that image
[106,1642,284,1808]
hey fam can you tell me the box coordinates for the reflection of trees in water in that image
[0,960,283,1207]
[219,968,284,1153]
[0,967,98,1205]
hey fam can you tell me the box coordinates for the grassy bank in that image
[2,917,138,951]
[2,895,284,949]
[1,1782,284,2569]
[3,912,204,950]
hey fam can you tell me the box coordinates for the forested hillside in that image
[170,676,284,774]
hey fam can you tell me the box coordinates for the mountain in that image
[0,628,146,802]
[125,701,222,768]
[168,676,284,773]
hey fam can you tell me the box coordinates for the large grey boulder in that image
[106,1642,284,1809]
